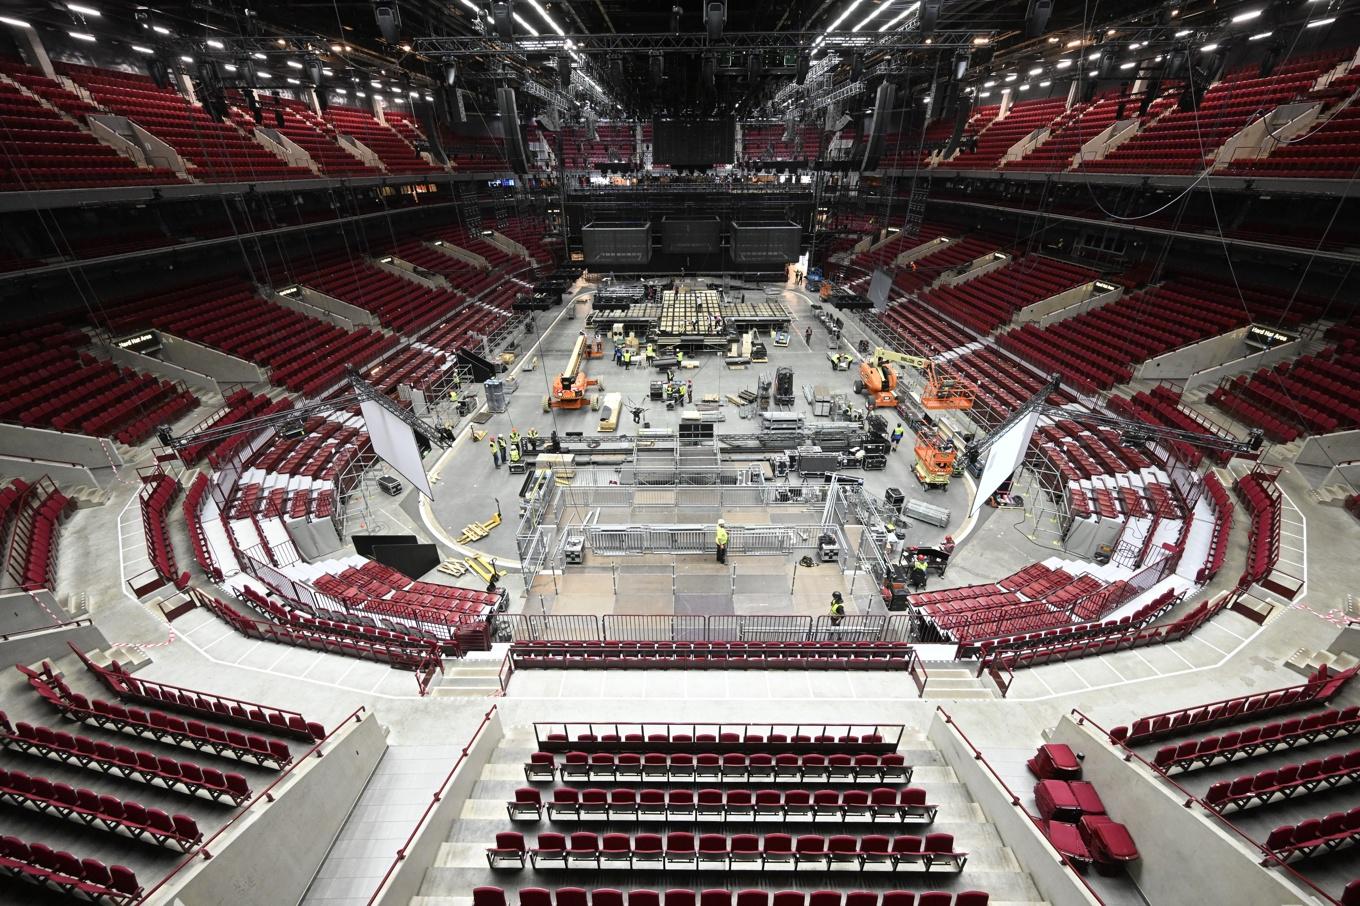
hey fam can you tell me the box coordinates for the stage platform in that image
[585,280,793,340]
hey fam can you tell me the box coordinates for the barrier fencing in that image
[491,612,918,644]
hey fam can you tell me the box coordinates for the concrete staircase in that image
[923,665,999,700]
[411,724,1046,904]
[430,659,503,697]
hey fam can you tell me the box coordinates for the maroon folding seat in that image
[843,894,875,906]
[880,893,915,906]
[700,891,731,906]
[793,834,829,869]
[698,833,730,868]
[773,893,807,906]
[919,895,953,906]
[596,891,626,906]
[556,889,588,906]
[629,891,662,906]
[508,787,541,821]
[634,832,664,868]
[486,831,527,868]
[470,888,506,906]
[518,890,552,906]
[736,891,768,906]
[665,891,697,906]
[666,831,697,866]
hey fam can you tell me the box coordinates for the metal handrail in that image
[935,706,1108,905]
[364,705,498,906]
[134,706,368,905]
[1069,708,1343,906]
[0,617,93,642]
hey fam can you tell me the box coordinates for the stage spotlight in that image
[671,4,682,33]
[706,1,725,40]
[303,53,323,86]
[373,0,401,44]
[1024,0,1053,39]
[492,1,514,40]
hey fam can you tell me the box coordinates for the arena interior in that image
[2,0,1360,904]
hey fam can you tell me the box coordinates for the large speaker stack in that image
[861,80,896,171]
[496,86,531,174]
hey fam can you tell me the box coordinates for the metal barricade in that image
[707,615,814,642]
[602,614,706,641]
[492,613,601,642]
[812,613,887,641]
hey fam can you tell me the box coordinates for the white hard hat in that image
[717,519,726,526]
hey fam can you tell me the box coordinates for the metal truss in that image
[411,29,989,57]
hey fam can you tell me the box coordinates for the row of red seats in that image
[948,98,1069,169]
[277,246,467,334]
[140,472,186,588]
[60,62,315,182]
[1110,665,1358,745]
[73,642,323,741]
[1265,808,1360,862]
[978,590,1179,660]
[0,708,252,806]
[510,641,915,670]
[0,833,140,904]
[1002,94,1123,171]
[471,888,987,906]
[325,104,444,173]
[199,591,439,670]
[512,785,937,825]
[1153,706,1360,774]
[238,584,460,655]
[488,829,967,873]
[1204,746,1360,813]
[0,766,201,851]
[9,479,74,591]
[1234,471,1281,583]
[538,752,911,786]
[1200,471,1235,583]
[183,473,222,581]
[920,256,1098,334]
[891,236,1002,296]
[20,662,294,769]
[1210,346,1360,439]
[538,727,895,751]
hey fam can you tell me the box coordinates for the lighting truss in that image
[411,28,989,57]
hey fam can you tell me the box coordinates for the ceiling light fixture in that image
[878,3,920,32]
[1119,61,1135,69]
[180,55,194,63]
[525,0,567,35]
[1231,9,1261,22]
[1200,43,1219,52]
[1055,59,1072,69]
[132,44,153,54]
[206,39,224,49]
[1018,82,1030,90]
[1306,17,1336,27]
[287,60,303,69]
[1039,79,1051,86]
[67,3,101,16]
[152,25,170,34]
[0,16,32,28]
[69,31,97,42]
[1029,66,1043,75]
[1248,30,1272,41]
[286,77,299,84]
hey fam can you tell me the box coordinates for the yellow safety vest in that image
[715,526,729,545]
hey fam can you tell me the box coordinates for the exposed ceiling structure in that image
[2,0,1349,122]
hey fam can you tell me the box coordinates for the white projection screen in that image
[868,268,893,310]
[969,411,1040,518]
[359,399,435,499]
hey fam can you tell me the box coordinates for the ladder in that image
[902,173,931,237]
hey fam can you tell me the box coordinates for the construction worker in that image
[805,326,813,346]
[614,345,624,367]
[829,591,846,626]
[646,342,656,362]
[714,519,729,564]
[526,427,540,451]
[622,348,632,369]
[449,387,459,405]
[685,380,693,403]
[890,423,906,450]
[909,553,929,591]
[508,440,521,467]
[496,434,508,468]
[509,429,521,449]
[676,349,684,367]
[489,434,502,468]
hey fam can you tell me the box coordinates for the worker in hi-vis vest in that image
[715,519,729,564]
